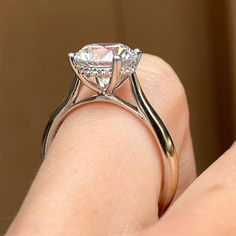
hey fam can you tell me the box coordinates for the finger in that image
[118,54,196,196]
[6,54,195,236]
[139,142,236,236]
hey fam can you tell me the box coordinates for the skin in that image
[5,54,236,236]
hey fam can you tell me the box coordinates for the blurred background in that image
[0,0,236,234]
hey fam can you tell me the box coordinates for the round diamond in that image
[73,43,139,88]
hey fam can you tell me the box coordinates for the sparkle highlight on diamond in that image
[72,43,139,88]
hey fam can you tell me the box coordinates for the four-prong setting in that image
[68,43,142,94]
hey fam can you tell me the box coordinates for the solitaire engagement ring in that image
[41,43,178,215]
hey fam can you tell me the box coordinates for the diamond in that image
[73,43,139,88]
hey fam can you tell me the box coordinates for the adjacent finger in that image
[140,142,236,236]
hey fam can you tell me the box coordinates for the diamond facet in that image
[73,43,139,88]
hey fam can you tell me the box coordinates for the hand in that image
[6,54,236,236]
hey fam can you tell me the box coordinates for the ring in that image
[41,43,179,215]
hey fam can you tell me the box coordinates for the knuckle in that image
[139,53,190,121]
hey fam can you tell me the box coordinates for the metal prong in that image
[134,48,142,67]
[68,53,101,93]
[68,52,76,68]
[106,55,121,94]
[68,52,80,77]
[113,49,142,92]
